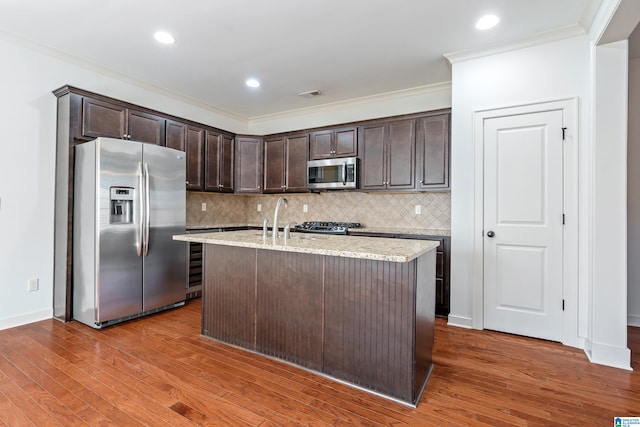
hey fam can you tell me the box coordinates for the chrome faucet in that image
[272,197,288,244]
[262,217,269,239]
[284,222,297,240]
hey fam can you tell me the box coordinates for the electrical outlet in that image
[201,202,207,211]
[257,203,262,212]
[415,205,422,215]
[303,204,308,213]
[27,278,39,292]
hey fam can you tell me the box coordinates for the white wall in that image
[628,57,640,327]
[450,35,591,330]
[587,40,631,369]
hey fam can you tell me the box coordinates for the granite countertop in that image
[186,224,450,237]
[174,229,439,263]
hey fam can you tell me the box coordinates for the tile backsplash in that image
[187,191,450,231]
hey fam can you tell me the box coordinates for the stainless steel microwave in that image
[307,157,358,190]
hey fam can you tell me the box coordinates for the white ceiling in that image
[0,0,602,119]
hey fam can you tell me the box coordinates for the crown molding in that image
[248,82,452,124]
[444,24,587,64]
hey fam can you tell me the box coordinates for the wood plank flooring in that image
[0,299,638,426]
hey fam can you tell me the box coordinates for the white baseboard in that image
[447,314,473,329]
[0,309,53,331]
[628,314,640,327]
[583,339,632,371]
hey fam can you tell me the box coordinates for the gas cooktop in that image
[293,221,361,235]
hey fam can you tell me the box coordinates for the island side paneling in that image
[200,242,436,405]
[203,245,257,349]
[256,249,324,370]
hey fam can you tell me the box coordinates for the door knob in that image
[486,231,495,238]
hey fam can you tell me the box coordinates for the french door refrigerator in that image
[73,137,187,328]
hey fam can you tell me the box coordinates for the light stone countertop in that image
[174,229,439,263]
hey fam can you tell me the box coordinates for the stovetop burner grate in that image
[293,221,361,235]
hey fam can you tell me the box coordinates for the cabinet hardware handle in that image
[420,180,424,185]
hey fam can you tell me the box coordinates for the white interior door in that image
[483,110,564,342]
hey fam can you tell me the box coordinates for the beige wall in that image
[187,191,450,231]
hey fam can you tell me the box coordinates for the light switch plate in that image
[303,204,308,213]
[257,203,262,212]
[201,202,207,211]
[415,205,422,215]
[28,278,39,292]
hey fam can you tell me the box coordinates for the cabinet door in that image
[387,119,416,190]
[165,119,186,151]
[263,136,286,193]
[235,137,263,193]
[360,124,387,190]
[219,134,235,193]
[186,126,204,191]
[310,130,333,160]
[204,130,221,191]
[284,133,309,193]
[81,97,127,139]
[127,109,165,145]
[417,114,450,190]
[334,127,357,157]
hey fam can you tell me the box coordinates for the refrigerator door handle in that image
[136,162,144,257]
[144,162,151,256]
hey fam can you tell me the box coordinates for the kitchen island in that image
[173,230,439,405]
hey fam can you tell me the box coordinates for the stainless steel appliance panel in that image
[97,139,144,322]
[307,157,358,189]
[74,138,144,326]
[74,137,186,329]
[141,144,187,310]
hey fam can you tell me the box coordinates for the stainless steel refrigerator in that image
[73,137,187,328]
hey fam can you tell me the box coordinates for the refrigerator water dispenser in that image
[109,187,134,224]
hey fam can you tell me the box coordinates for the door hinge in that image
[562,299,565,311]
[562,127,567,140]
[562,214,565,225]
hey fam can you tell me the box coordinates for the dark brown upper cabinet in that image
[309,127,357,160]
[416,114,450,190]
[165,119,204,191]
[359,119,416,191]
[235,136,264,194]
[263,133,309,193]
[81,96,165,145]
[205,130,235,193]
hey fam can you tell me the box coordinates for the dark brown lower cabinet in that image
[201,244,436,405]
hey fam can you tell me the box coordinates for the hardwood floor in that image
[0,299,638,426]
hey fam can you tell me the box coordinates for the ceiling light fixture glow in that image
[475,15,499,30]
[154,31,175,44]
[246,78,261,88]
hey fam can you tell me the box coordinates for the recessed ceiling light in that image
[154,31,175,44]
[245,79,261,88]
[475,15,499,30]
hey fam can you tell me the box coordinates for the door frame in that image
[471,98,579,347]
